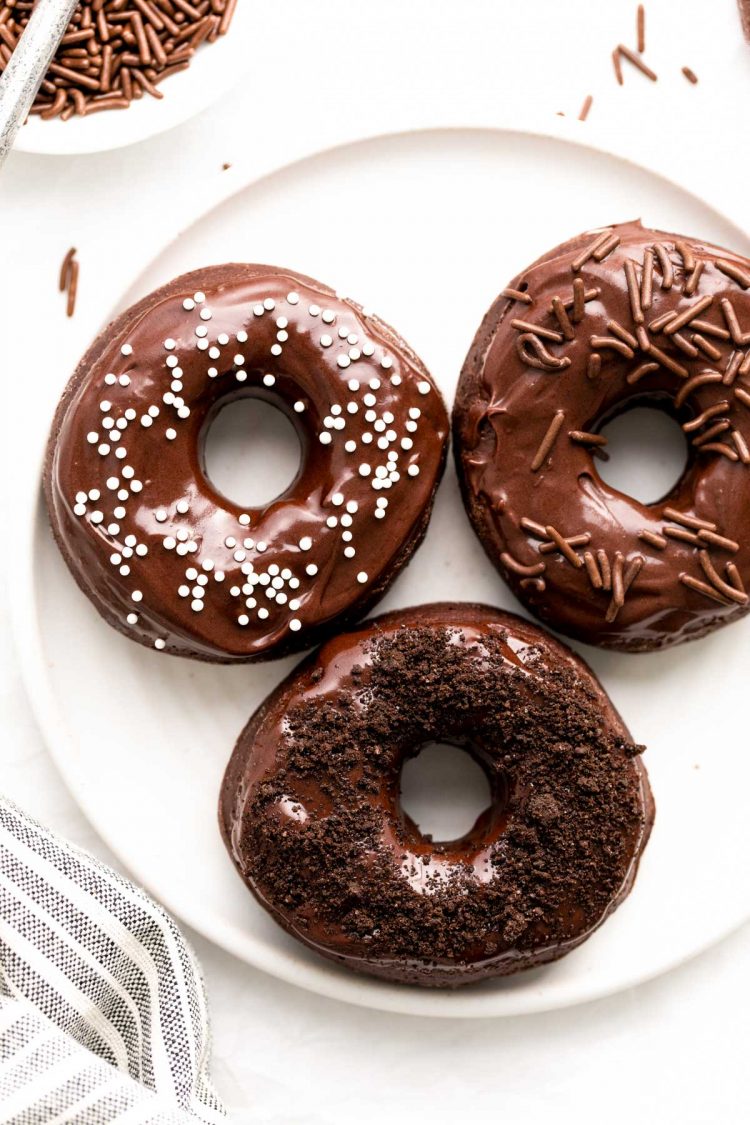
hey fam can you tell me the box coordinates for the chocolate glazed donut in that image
[45,265,449,661]
[454,221,750,651]
[220,604,653,987]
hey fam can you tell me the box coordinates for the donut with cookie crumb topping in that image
[220,603,653,987]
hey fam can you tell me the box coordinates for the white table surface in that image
[2,1,750,1120]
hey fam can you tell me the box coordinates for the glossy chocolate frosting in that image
[220,603,653,987]
[45,265,449,661]
[454,221,750,651]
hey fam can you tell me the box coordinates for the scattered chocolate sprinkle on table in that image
[738,0,750,42]
[615,43,657,83]
[59,245,78,316]
[636,4,645,54]
[578,94,593,122]
[0,0,238,120]
[682,66,698,85]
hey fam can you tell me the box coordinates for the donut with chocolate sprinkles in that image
[220,603,653,987]
[45,264,448,661]
[454,220,750,651]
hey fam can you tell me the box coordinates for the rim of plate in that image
[12,3,252,156]
[10,117,750,1018]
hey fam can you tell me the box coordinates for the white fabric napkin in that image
[0,797,226,1124]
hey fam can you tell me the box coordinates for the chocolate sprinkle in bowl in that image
[8,0,249,153]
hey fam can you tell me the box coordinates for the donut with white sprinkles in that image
[45,265,449,661]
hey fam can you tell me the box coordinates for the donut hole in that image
[202,395,302,508]
[399,740,495,845]
[596,402,689,505]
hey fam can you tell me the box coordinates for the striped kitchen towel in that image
[0,797,226,1124]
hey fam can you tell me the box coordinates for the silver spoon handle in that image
[0,0,80,167]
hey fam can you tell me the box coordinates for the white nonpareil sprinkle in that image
[154,638,166,650]
[357,572,368,584]
[127,613,138,625]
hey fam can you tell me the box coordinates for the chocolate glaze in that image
[454,221,750,651]
[220,603,653,987]
[45,265,449,661]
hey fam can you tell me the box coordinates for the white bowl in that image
[13,2,251,156]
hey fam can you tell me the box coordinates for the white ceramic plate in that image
[13,3,251,155]
[15,126,750,1017]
